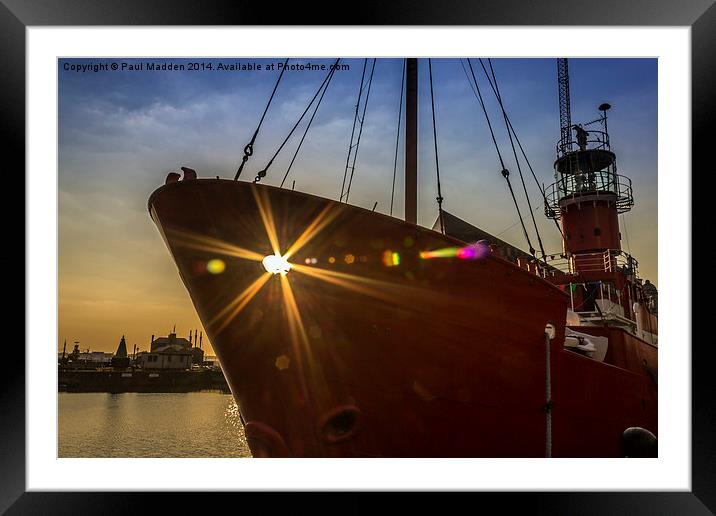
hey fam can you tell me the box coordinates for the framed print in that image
[6,0,713,512]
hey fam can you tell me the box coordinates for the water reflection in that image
[59,392,252,458]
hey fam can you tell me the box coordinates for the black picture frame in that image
[5,0,712,512]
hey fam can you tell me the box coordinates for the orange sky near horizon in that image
[58,205,214,354]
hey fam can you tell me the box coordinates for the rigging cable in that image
[234,58,289,181]
[428,59,446,234]
[340,59,368,201]
[344,58,377,203]
[496,203,543,238]
[464,58,535,256]
[621,213,632,255]
[254,58,340,183]
[279,63,339,188]
[507,119,566,239]
[482,58,547,259]
[460,60,565,241]
[475,60,566,241]
[390,59,406,217]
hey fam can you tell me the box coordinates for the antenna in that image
[599,102,611,135]
[557,58,573,154]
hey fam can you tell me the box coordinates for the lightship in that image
[148,58,657,457]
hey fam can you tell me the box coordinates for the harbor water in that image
[58,392,252,457]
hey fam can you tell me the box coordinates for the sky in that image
[58,57,658,355]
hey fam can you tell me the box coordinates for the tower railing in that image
[556,129,610,156]
[544,171,634,218]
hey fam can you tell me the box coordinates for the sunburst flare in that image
[209,272,272,334]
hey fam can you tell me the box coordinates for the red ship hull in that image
[149,179,657,457]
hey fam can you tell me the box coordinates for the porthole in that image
[320,405,362,444]
[244,421,290,457]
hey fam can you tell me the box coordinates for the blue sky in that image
[58,57,657,352]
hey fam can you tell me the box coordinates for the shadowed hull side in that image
[149,179,654,457]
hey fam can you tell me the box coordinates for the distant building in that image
[111,335,131,368]
[150,331,191,352]
[202,355,222,370]
[62,343,112,369]
[137,329,205,370]
[137,347,193,370]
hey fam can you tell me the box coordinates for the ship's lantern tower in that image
[544,99,645,327]
[545,103,634,267]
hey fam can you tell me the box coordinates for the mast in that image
[405,58,418,224]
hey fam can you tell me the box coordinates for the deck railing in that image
[536,249,639,277]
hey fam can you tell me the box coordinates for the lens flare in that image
[206,259,226,274]
[382,250,400,267]
[185,188,337,343]
[252,186,281,257]
[209,272,272,334]
[167,228,263,262]
[419,247,460,259]
[420,241,489,261]
[283,204,339,260]
[263,254,291,275]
